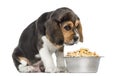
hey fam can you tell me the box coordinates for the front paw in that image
[58,67,67,72]
[45,67,60,73]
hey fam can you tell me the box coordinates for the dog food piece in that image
[66,48,99,57]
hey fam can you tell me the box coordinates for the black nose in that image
[74,36,78,41]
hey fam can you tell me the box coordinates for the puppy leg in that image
[55,48,67,72]
[39,48,59,73]
[18,64,35,73]
[18,57,41,72]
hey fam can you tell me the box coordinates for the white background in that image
[0,0,120,76]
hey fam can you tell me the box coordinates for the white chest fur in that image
[39,36,65,72]
[41,36,58,54]
[39,36,60,72]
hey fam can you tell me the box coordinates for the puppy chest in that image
[42,36,58,54]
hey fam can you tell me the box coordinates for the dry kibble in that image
[66,48,99,57]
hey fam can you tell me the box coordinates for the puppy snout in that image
[73,36,78,42]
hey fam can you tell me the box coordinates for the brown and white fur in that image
[12,7,83,73]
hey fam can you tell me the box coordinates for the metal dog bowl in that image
[64,57,102,73]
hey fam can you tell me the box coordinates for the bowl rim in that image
[64,56,104,58]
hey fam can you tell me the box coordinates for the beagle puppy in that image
[12,7,83,73]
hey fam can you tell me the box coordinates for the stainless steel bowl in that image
[64,57,102,73]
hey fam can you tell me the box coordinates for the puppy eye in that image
[64,25,71,31]
[76,25,79,28]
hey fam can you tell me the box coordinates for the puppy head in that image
[46,7,83,46]
[60,19,83,45]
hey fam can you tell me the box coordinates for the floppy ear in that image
[77,21,83,42]
[45,19,64,45]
